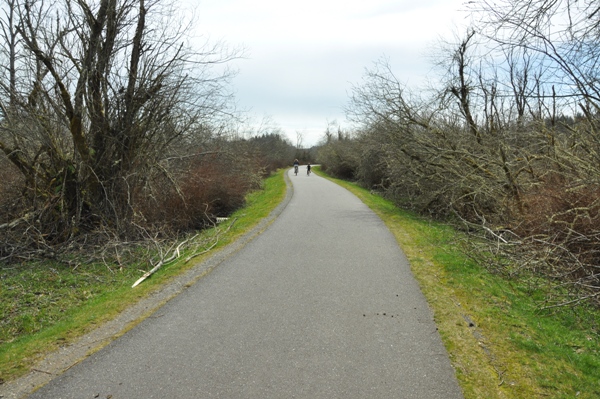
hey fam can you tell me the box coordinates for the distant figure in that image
[293,159,299,175]
[307,162,312,176]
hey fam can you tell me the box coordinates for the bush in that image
[317,135,360,180]
[0,159,24,222]
[125,143,265,233]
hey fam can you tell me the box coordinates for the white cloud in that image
[188,0,469,146]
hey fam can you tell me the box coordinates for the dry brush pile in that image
[318,0,600,308]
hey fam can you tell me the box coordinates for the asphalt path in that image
[27,167,464,398]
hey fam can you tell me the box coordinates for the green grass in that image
[4,167,600,397]
[0,169,288,383]
[315,166,600,399]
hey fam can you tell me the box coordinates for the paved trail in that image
[27,167,464,398]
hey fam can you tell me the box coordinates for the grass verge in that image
[0,169,288,383]
[315,167,600,399]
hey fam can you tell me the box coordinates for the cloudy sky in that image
[190,0,470,146]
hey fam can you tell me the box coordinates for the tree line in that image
[0,0,298,263]
[318,0,600,307]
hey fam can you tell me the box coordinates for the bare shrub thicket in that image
[317,123,362,180]
[0,0,291,264]
[117,138,257,233]
[247,132,297,172]
[318,0,600,307]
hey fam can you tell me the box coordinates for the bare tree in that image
[0,0,19,108]
[0,0,238,257]
[471,0,600,108]
[296,130,304,149]
[446,29,481,143]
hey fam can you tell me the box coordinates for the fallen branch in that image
[184,239,218,263]
[131,217,237,288]
[0,212,34,230]
[184,217,237,263]
[540,290,600,310]
[132,234,198,288]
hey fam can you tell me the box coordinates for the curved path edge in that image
[0,171,294,399]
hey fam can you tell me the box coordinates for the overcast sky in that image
[190,0,470,146]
